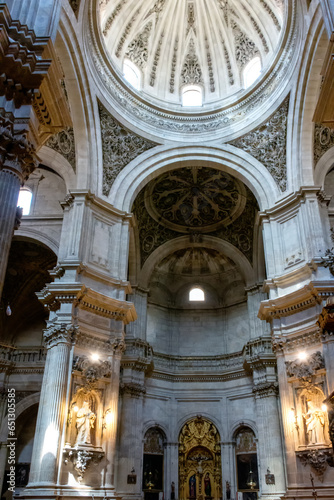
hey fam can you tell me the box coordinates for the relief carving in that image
[313,124,334,167]
[73,355,112,387]
[98,101,157,195]
[285,351,325,383]
[231,20,260,70]
[46,127,76,172]
[229,96,289,191]
[181,39,203,85]
[125,22,152,69]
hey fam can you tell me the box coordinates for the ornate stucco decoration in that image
[73,355,112,387]
[229,96,289,191]
[313,124,334,166]
[285,351,325,384]
[98,101,158,195]
[46,127,76,172]
[297,449,331,480]
[181,39,203,85]
[132,166,258,265]
[63,448,104,482]
[125,22,152,69]
[87,0,298,139]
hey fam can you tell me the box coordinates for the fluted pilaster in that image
[104,340,126,490]
[27,323,74,486]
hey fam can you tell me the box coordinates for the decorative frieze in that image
[98,101,157,195]
[230,96,289,191]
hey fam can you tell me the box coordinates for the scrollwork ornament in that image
[43,323,77,349]
[72,355,112,386]
[252,382,278,398]
[285,351,325,383]
[297,449,329,480]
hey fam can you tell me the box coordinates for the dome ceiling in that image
[132,166,259,266]
[100,0,284,106]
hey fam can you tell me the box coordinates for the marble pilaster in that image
[27,323,74,486]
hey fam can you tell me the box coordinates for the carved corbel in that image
[63,448,104,482]
[285,351,325,385]
[297,449,331,480]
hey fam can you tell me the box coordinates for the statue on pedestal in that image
[303,400,325,445]
[75,401,96,446]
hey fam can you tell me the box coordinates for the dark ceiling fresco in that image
[132,166,259,266]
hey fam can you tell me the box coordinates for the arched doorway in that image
[179,416,221,500]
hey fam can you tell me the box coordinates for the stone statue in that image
[303,400,325,445]
[75,400,96,446]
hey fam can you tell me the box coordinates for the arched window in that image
[17,187,33,215]
[123,59,141,90]
[189,286,205,301]
[182,85,203,107]
[243,57,262,88]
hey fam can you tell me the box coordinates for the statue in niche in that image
[204,472,211,497]
[189,474,196,498]
[75,400,96,446]
[303,400,325,445]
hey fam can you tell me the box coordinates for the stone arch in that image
[108,145,279,212]
[38,146,76,191]
[314,146,334,187]
[138,236,256,289]
[13,231,60,256]
[0,392,40,441]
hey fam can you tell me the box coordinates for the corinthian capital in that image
[43,323,77,349]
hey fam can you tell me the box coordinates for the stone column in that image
[221,442,235,500]
[104,340,126,491]
[165,442,179,500]
[253,384,286,499]
[27,323,74,486]
[0,4,52,299]
[116,382,146,500]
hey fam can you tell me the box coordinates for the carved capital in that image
[120,382,146,398]
[252,382,278,398]
[43,323,77,349]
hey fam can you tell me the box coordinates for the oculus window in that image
[182,85,203,107]
[243,57,262,89]
[189,287,205,302]
[17,188,33,215]
[123,59,141,90]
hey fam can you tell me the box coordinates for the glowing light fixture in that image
[91,353,99,361]
[298,351,307,361]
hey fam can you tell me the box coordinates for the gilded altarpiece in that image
[179,417,221,500]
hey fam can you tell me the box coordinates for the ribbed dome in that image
[100,0,284,107]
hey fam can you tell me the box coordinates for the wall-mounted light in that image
[91,353,99,361]
[103,408,114,429]
[298,351,307,361]
[289,407,299,431]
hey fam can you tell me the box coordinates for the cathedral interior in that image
[0,0,334,499]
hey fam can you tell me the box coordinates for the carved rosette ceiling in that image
[229,96,289,191]
[100,0,283,106]
[132,166,258,265]
[98,101,158,195]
